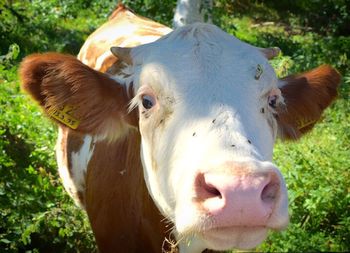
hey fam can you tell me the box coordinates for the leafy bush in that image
[122,0,176,26]
[214,0,350,36]
[263,0,350,35]
[0,0,117,58]
[0,46,96,252]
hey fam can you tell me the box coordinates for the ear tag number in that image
[297,118,316,130]
[255,64,263,80]
[48,105,80,129]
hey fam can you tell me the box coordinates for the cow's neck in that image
[174,0,213,28]
[65,129,169,252]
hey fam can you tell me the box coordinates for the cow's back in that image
[78,4,172,73]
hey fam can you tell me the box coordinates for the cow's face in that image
[124,24,288,250]
[20,23,340,252]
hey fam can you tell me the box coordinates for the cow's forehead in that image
[131,23,277,95]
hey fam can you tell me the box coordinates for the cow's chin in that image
[200,226,268,250]
[174,209,269,251]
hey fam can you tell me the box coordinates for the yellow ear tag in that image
[48,105,80,129]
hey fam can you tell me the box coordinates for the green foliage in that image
[263,0,350,35]
[0,0,116,57]
[122,0,176,26]
[0,0,349,252]
[215,0,350,36]
[0,47,96,251]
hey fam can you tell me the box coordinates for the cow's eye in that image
[267,88,282,110]
[141,95,155,109]
[268,95,278,109]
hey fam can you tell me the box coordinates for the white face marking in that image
[121,23,288,251]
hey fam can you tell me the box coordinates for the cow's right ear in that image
[19,53,135,140]
[275,65,341,140]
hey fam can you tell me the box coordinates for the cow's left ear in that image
[275,65,341,140]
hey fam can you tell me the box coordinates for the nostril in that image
[203,182,222,198]
[261,179,279,204]
[195,173,222,200]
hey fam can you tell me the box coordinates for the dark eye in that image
[142,95,155,109]
[268,95,278,108]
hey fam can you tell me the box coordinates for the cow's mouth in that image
[201,226,268,250]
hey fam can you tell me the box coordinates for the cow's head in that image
[20,23,340,251]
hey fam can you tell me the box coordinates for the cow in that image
[19,4,341,253]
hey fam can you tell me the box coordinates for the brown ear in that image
[19,53,135,140]
[276,65,341,140]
